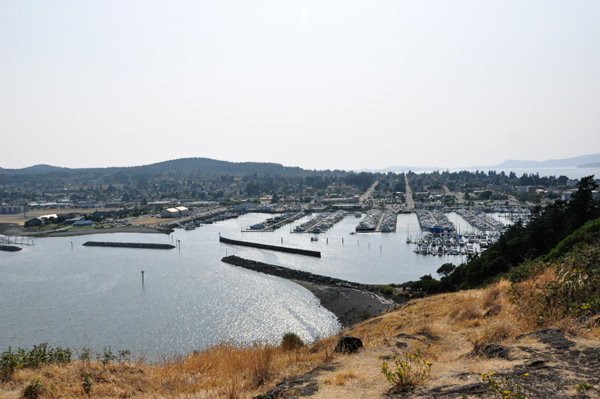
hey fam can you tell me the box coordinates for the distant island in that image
[579,162,600,168]
[364,153,600,173]
[484,153,600,169]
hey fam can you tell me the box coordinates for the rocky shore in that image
[221,255,399,326]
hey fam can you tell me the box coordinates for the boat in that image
[311,237,319,242]
[355,213,362,217]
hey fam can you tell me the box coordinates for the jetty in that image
[0,245,22,252]
[219,236,321,257]
[82,242,176,249]
[221,255,398,326]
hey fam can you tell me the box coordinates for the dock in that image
[244,211,306,232]
[292,210,346,234]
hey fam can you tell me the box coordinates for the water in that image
[0,213,461,359]
[419,167,600,180]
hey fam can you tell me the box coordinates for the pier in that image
[292,210,346,234]
[219,236,321,257]
[164,207,234,229]
[244,211,305,232]
[455,209,504,232]
[375,209,398,232]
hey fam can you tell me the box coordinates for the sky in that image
[1,1,600,171]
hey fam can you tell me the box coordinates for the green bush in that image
[280,332,304,351]
[1,343,71,381]
[379,285,394,295]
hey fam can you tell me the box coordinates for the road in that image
[404,175,415,211]
[359,180,379,205]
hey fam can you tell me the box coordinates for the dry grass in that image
[1,339,338,399]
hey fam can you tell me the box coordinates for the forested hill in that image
[0,158,346,177]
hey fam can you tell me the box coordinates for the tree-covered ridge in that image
[415,176,600,293]
[0,157,347,178]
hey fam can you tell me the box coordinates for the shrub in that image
[21,378,45,399]
[482,372,530,398]
[380,349,432,391]
[1,344,71,381]
[379,285,394,295]
[281,332,304,351]
[82,373,93,395]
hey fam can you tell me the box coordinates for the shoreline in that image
[221,255,400,327]
[0,224,172,238]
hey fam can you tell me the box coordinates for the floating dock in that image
[219,236,321,258]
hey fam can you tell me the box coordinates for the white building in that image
[160,206,189,218]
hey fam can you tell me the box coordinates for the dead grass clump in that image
[467,321,515,355]
[454,303,483,322]
[324,369,359,386]
[410,316,435,336]
[482,285,504,309]
[247,344,273,388]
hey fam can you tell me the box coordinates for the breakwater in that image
[0,245,22,252]
[219,236,321,258]
[222,255,365,289]
[82,242,176,249]
[221,255,398,326]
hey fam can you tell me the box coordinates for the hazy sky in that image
[1,1,599,170]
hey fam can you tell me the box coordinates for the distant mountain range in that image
[3,154,600,177]
[0,157,345,177]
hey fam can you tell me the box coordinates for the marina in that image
[244,211,306,232]
[292,210,347,234]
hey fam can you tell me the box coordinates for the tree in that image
[271,193,280,204]
[568,175,599,230]
[141,197,148,205]
[437,263,456,277]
